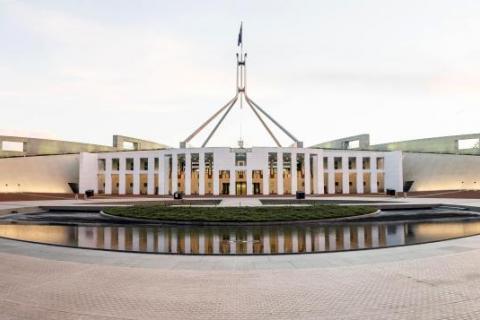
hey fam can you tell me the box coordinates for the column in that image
[291,152,297,195]
[327,156,335,194]
[342,156,349,194]
[356,156,364,194]
[133,157,140,195]
[246,169,253,195]
[185,153,192,195]
[119,157,126,195]
[105,157,112,194]
[147,157,155,195]
[158,155,166,195]
[262,163,269,196]
[317,154,325,194]
[229,169,236,195]
[370,156,378,193]
[213,167,219,196]
[304,153,311,194]
[277,152,284,195]
[199,152,205,196]
[171,154,178,193]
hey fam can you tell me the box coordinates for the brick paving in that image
[1,237,480,319]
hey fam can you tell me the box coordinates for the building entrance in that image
[222,183,230,195]
[253,183,261,195]
[236,182,247,196]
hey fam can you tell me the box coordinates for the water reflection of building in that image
[75,224,408,255]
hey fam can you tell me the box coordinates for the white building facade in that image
[79,147,403,196]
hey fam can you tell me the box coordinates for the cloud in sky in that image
[1,0,480,147]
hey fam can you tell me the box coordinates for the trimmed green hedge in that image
[104,204,375,222]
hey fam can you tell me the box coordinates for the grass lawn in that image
[104,204,375,222]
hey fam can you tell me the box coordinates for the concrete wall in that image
[372,133,480,155]
[403,152,480,191]
[0,154,79,193]
[0,135,168,158]
[311,134,370,150]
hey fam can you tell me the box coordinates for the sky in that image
[1,0,480,148]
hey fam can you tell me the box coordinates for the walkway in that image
[1,234,480,319]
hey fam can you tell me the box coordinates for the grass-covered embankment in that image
[104,204,375,223]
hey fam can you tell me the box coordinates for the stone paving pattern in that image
[1,235,480,319]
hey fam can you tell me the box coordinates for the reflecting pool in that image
[1,219,480,255]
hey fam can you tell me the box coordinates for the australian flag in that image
[237,22,243,46]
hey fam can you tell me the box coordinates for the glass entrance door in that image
[236,182,247,196]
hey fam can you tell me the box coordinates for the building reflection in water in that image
[1,220,479,255]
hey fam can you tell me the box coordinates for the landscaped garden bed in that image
[104,204,376,223]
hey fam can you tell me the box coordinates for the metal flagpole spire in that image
[180,23,303,148]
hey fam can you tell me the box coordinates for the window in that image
[112,158,120,171]
[126,158,134,170]
[347,140,360,149]
[122,141,136,150]
[235,152,247,166]
[1,141,24,152]
[98,159,106,171]
[348,157,356,170]
[376,157,384,170]
[363,157,370,170]
[323,157,328,170]
[334,157,342,170]
[140,158,148,170]
[458,138,479,150]
[154,158,159,170]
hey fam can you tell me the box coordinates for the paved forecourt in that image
[1,233,480,319]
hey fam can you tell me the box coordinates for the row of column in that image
[99,153,381,195]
